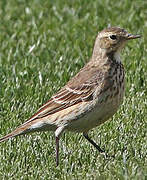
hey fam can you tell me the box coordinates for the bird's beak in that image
[126,34,141,40]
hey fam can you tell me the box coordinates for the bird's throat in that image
[114,51,121,63]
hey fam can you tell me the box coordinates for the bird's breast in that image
[66,62,125,133]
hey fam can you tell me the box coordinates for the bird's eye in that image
[110,35,117,40]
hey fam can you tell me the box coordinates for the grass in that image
[0,0,146,179]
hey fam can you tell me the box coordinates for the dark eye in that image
[110,35,117,40]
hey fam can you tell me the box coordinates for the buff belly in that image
[65,90,124,133]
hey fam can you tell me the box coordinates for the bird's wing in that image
[29,64,106,121]
[0,64,110,142]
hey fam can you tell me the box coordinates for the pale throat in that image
[92,46,122,64]
[114,50,121,63]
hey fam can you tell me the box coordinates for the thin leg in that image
[56,136,59,166]
[83,133,104,153]
[55,126,65,166]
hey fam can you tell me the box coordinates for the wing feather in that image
[27,64,106,121]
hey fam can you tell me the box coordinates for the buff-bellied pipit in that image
[0,27,140,166]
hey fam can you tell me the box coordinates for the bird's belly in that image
[66,89,124,133]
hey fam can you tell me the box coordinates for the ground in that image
[0,0,146,179]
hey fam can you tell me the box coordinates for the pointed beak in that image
[126,34,141,40]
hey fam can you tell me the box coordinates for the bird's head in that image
[92,27,141,59]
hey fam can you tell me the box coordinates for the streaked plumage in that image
[0,27,140,166]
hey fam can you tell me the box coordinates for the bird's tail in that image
[0,121,33,143]
[0,131,18,143]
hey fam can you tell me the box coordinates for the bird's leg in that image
[83,133,105,153]
[55,126,65,166]
[55,136,59,166]
[83,133,115,158]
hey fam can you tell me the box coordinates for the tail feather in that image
[0,131,18,143]
[0,119,49,143]
[0,122,33,143]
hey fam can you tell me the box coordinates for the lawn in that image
[0,0,146,179]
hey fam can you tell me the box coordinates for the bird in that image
[0,27,140,166]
